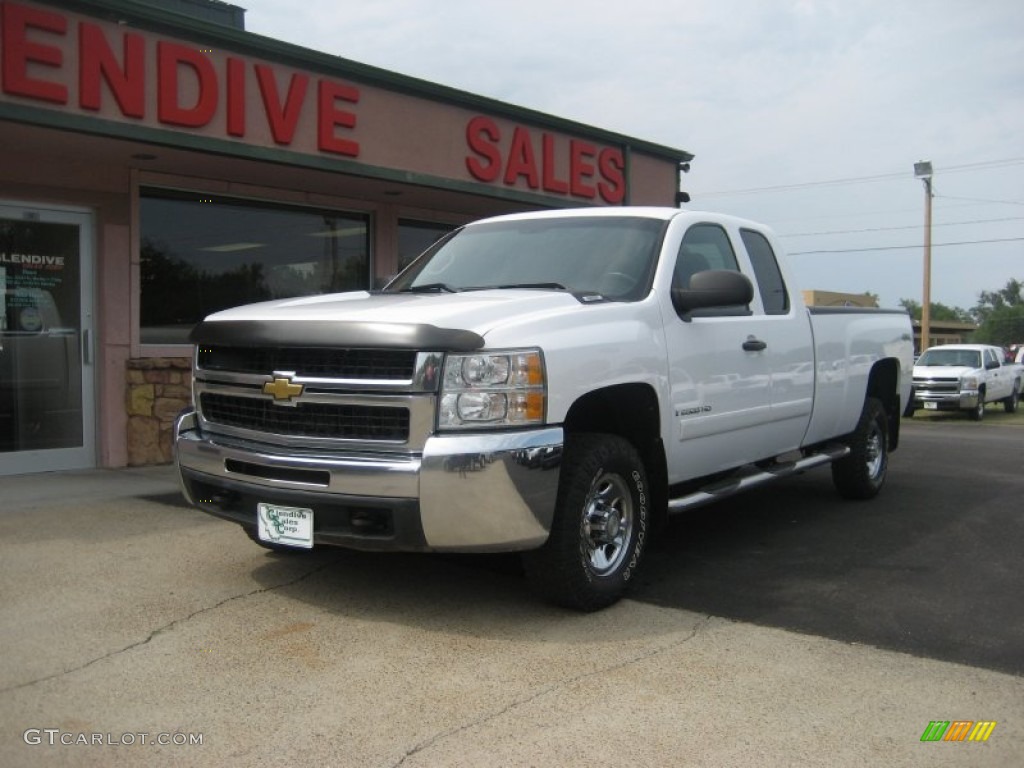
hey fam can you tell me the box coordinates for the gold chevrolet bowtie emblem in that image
[263,377,303,401]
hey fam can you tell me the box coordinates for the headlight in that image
[439,349,546,429]
[961,376,978,390]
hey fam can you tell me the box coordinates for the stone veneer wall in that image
[126,357,192,466]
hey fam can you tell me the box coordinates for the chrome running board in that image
[666,443,850,515]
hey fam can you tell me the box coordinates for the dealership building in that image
[0,0,692,475]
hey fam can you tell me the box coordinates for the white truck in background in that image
[911,343,1022,420]
[175,207,914,610]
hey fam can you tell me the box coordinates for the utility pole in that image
[914,161,933,353]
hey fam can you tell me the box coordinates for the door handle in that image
[742,338,767,352]
[82,328,93,366]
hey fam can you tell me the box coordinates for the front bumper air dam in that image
[174,408,563,552]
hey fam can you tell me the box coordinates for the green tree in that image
[973,278,1023,324]
[973,305,1024,346]
[972,277,1024,346]
[897,298,973,323]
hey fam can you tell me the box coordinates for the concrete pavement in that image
[0,463,1021,767]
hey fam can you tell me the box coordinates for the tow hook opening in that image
[349,508,392,535]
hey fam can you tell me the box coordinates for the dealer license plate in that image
[257,503,314,549]
[923,402,938,410]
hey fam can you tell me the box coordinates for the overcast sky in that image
[238,0,1023,312]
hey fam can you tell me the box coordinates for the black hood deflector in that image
[190,320,485,352]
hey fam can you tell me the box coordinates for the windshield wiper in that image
[400,283,458,293]
[493,282,567,291]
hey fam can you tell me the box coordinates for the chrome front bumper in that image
[174,408,562,552]
[913,390,979,410]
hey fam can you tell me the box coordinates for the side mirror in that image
[672,269,754,317]
[985,359,1000,370]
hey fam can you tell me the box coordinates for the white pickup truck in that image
[175,207,914,610]
[911,343,1022,420]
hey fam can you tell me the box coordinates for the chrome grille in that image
[197,346,417,380]
[913,377,960,394]
[200,393,410,441]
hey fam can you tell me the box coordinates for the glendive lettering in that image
[1,1,626,202]
[0,1,360,156]
[465,115,626,204]
[0,253,64,267]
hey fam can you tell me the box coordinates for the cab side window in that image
[740,228,790,314]
[674,224,740,288]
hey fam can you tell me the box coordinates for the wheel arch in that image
[867,358,902,450]
[562,383,668,528]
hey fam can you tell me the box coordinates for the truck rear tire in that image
[1004,384,1020,414]
[523,433,649,611]
[832,397,888,500]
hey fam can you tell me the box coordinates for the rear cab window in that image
[740,228,790,315]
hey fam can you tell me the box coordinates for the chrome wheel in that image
[581,471,634,575]
[833,397,889,500]
[864,421,884,480]
[524,433,648,611]
[971,397,985,421]
[1005,387,1020,414]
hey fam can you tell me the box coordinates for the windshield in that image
[916,349,981,368]
[384,216,668,301]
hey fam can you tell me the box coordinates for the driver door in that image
[660,222,774,481]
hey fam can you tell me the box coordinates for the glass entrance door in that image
[0,204,95,475]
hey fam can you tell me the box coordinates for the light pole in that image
[914,161,933,353]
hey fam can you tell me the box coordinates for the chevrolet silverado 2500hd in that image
[911,343,1022,420]
[175,207,914,610]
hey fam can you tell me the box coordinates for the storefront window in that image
[0,216,84,455]
[397,219,456,273]
[140,190,369,344]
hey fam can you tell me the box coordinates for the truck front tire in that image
[832,397,888,500]
[970,389,986,421]
[523,433,648,611]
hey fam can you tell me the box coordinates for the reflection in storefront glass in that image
[139,190,369,344]
[397,219,456,274]
[0,218,83,453]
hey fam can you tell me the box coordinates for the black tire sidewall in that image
[1005,387,1020,414]
[525,433,649,611]
[832,397,888,500]
[971,393,985,421]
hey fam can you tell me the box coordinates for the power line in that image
[778,215,1024,238]
[697,157,1024,198]
[942,158,1024,174]
[762,197,987,224]
[934,193,1024,207]
[699,172,905,197]
[789,236,1024,256]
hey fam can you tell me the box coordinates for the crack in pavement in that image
[0,560,338,695]
[385,612,715,768]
